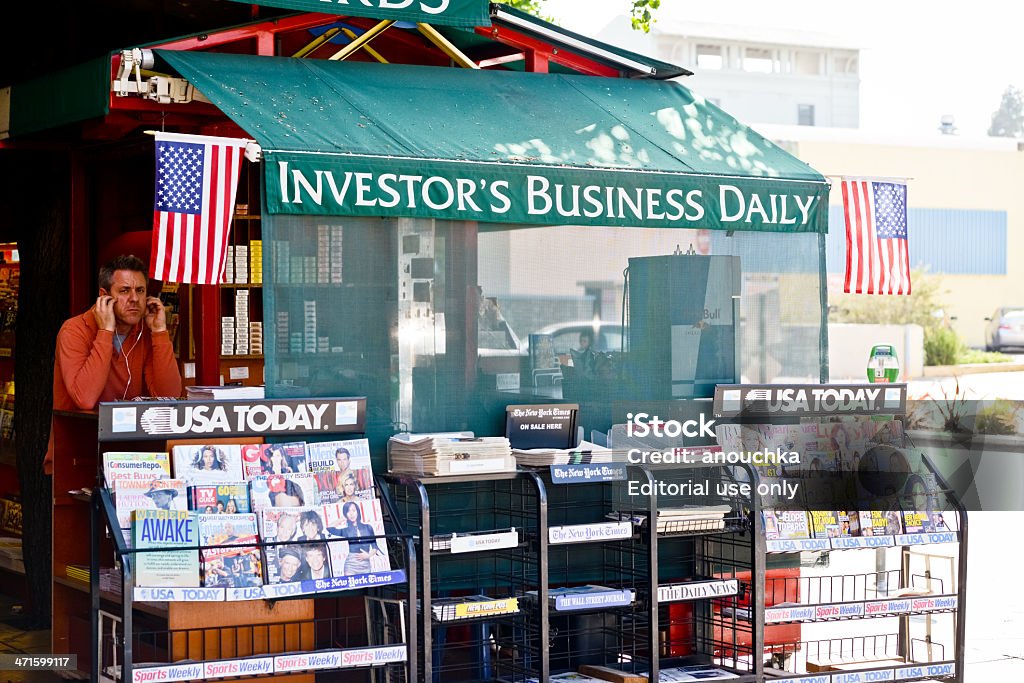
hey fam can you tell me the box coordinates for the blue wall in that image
[826,206,1007,275]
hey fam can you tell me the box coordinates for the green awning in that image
[159,49,829,233]
[5,56,111,139]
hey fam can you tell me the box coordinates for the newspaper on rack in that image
[607,504,732,534]
[388,431,515,476]
[511,440,613,467]
[186,385,265,400]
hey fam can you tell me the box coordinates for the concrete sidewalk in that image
[962,512,1024,681]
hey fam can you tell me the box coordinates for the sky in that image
[544,0,1024,138]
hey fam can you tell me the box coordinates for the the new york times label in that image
[506,404,578,449]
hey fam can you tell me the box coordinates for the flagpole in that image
[823,174,914,182]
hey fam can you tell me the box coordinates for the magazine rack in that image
[713,383,967,683]
[380,471,547,683]
[89,397,418,683]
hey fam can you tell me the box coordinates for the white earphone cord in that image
[121,325,144,400]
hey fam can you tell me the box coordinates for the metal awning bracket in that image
[115,48,152,97]
[415,23,479,69]
[328,20,395,61]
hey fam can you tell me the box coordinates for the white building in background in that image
[596,19,861,128]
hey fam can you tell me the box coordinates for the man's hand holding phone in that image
[92,296,116,333]
[145,296,167,333]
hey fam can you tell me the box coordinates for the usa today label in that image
[99,398,366,439]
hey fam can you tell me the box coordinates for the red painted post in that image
[194,284,222,386]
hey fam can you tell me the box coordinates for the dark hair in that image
[192,445,227,471]
[278,546,302,562]
[335,447,351,459]
[299,510,324,533]
[579,328,595,344]
[342,501,362,523]
[270,479,306,505]
[99,254,147,291]
[302,543,327,560]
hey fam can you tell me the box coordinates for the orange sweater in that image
[45,311,182,473]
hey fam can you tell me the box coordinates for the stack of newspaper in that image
[186,385,265,400]
[607,505,732,534]
[388,432,515,476]
[511,440,613,467]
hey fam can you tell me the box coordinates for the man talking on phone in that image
[45,255,182,473]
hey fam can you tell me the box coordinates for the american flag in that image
[150,132,248,285]
[842,177,911,295]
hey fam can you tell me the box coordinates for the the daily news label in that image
[657,579,739,603]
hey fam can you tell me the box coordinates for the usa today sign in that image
[226,0,490,28]
[266,154,828,233]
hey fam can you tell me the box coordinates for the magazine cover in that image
[323,498,391,577]
[857,510,903,536]
[808,510,841,539]
[902,510,936,534]
[197,513,262,588]
[240,445,264,480]
[837,510,858,536]
[305,439,375,498]
[259,506,309,584]
[102,452,171,490]
[189,483,251,514]
[172,444,244,484]
[314,470,341,504]
[249,473,320,511]
[241,442,308,478]
[762,510,810,540]
[114,478,188,529]
[131,509,199,587]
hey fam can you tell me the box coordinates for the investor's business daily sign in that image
[224,0,490,28]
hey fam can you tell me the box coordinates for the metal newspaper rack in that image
[90,397,418,683]
[531,459,763,682]
[381,470,548,683]
[713,384,968,683]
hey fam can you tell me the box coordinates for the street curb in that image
[920,362,1024,378]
